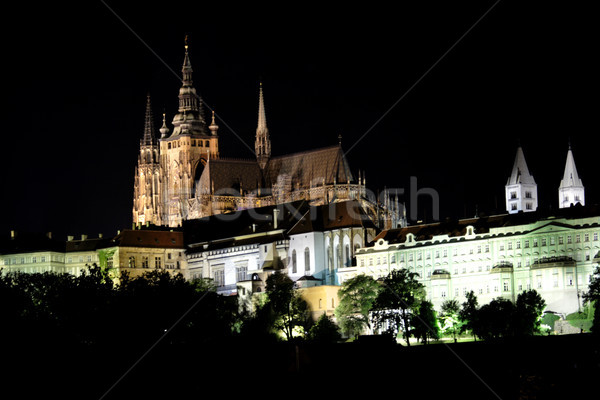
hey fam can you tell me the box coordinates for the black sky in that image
[2,1,598,239]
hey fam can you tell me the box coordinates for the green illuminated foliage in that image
[335,274,380,338]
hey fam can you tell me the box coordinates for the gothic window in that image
[336,244,341,270]
[304,247,310,272]
[345,244,350,267]
[292,250,297,273]
[129,256,136,268]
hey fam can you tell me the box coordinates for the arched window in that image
[304,247,310,272]
[345,244,350,267]
[335,244,341,270]
[292,250,297,273]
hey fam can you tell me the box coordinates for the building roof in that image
[197,158,263,195]
[288,200,377,235]
[507,146,535,185]
[264,145,354,188]
[112,229,185,249]
[183,200,311,249]
[0,232,65,255]
[559,147,584,189]
[65,237,112,253]
[195,144,355,197]
[373,204,600,246]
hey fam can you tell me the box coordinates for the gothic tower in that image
[505,144,538,214]
[133,94,162,225]
[255,82,271,169]
[159,38,220,227]
[558,142,585,208]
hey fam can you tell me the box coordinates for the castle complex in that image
[2,39,597,323]
[132,42,385,228]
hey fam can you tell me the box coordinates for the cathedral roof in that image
[195,144,354,196]
[197,158,263,195]
[264,145,354,188]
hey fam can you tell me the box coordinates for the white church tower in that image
[505,144,538,214]
[558,143,585,208]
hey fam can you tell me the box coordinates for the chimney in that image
[67,235,74,241]
[81,234,88,241]
[98,233,103,238]
[10,230,16,239]
[252,223,256,233]
[46,232,52,239]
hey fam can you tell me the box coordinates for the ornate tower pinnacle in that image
[142,94,156,146]
[170,36,208,136]
[159,112,170,138]
[255,82,271,169]
[209,110,219,136]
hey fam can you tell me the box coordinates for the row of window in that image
[127,256,181,269]
[436,272,591,299]
[167,138,212,150]
[2,254,96,265]
[360,232,599,267]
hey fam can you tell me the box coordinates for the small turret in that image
[209,110,219,136]
[159,113,170,138]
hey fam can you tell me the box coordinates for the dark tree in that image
[412,300,440,344]
[371,269,425,346]
[459,290,479,340]
[307,313,342,344]
[513,289,546,336]
[475,297,515,340]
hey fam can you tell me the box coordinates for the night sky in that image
[2,1,597,240]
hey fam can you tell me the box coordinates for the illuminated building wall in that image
[346,207,600,316]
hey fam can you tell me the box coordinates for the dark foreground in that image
[3,333,598,400]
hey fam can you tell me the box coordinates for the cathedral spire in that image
[255,82,271,169]
[170,36,207,137]
[142,94,156,146]
[559,142,585,208]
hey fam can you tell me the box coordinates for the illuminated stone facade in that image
[132,42,388,229]
[0,229,187,280]
[345,206,600,316]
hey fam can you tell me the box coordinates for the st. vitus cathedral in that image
[132,41,403,228]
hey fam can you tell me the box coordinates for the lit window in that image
[304,247,310,272]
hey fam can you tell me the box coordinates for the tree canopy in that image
[370,268,425,346]
[335,274,380,338]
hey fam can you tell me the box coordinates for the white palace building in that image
[341,144,599,316]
